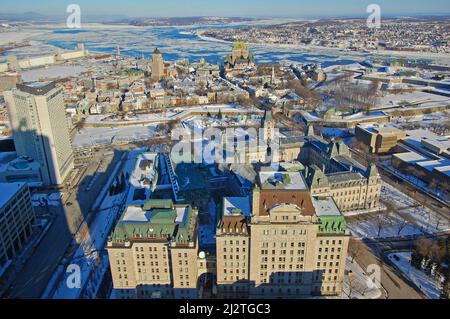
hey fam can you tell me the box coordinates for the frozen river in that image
[2,23,360,66]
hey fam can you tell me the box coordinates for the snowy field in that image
[84,112,169,125]
[84,104,262,126]
[343,257,383,299]
[348,182,449,239]
[381,183,449,233]
[379,90,450,109]
[348,212,423,239]
[72,125,158,147]
[388,252,442,299]
[75,104,263,147]
[20,65,87,82]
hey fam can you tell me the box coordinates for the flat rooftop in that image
[16,82,57,95]
[259,170,307,190]
[312,197,341,217]
[393,151,427,163]
[357,123,402,135]
[126,152,159,205]
[0,182,25,209]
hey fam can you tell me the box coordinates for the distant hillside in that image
[118,16,257,27]
[0,12,50,22]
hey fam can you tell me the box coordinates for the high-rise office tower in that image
[4,82,75,185]
[151,48,164,81]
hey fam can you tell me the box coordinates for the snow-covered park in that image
[388,252,443,299]
[348,182,449,239]
[73,125,158,147]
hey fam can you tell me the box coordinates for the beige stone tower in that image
[151,48,164,81]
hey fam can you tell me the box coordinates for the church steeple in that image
[366,163,379,178]
[271,65,276,84]
[262,109,275,144]
[306,125,315,137]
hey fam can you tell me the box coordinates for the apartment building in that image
[107,199,199,299]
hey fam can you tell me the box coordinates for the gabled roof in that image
[365,163,379,177]
[305,165,329,188]
[261,109,273,127]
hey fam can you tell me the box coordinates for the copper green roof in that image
[318,215,347,234]
[312,197,348,235]
[233,42,248,50]
[110,199,197,244]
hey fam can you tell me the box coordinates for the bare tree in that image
[288,79,321,108]
[346,273,359,299]
[374,212,389,238]
[395,210,413,236]
[348,239,363,263]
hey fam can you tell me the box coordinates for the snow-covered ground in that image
[20,65,87,82]
[72,125,158,147]
[348,212,423,239]
[32,193,64,207]
[348,182,449,239]
[199,199,218,248]
[387,252,442,299]
[379,90,450,109]
[84,104,262,126]
[343,257,383,299]
[84,112,169,125]
[381,183,449,234]
[74,104,263,147]
[391,111,450,131]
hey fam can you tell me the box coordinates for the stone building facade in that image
[300,130,382,212]
[215,170,350,299]
[107,200,200,299]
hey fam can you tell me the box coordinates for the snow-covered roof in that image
[393,151,427,163]
[122,205,149,222]
[259,170,307,190]
[312,197,341,217]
